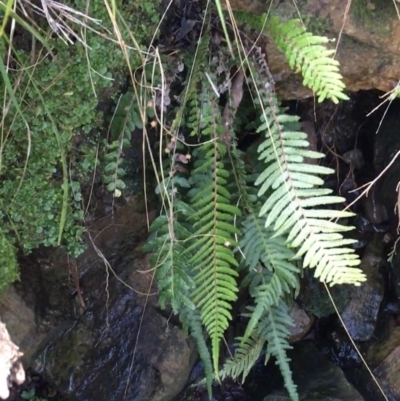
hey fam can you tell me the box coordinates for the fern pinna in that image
[143,9,367,401]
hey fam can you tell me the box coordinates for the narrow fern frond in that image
[172,17,210,135]
[188,144,241,378]
[181,308,213,397]
[256,302,298,401]
[240,214,299,341]
[248,58,365,287]
[186,88,241,378]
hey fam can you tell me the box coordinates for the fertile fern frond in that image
[219,334,266,383]
[248,57,365,287]
[172,17,210,135]
[185,86,241,378]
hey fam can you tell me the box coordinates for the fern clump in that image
[144,7,365,401]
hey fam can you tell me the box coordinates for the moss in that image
[0,0,161,289]
[350,0,396,35]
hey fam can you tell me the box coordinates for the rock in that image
[362,187,388,225]
[341,236,385,341]
[0,286,41,364]
[297,273,351,318]
[287,303,314,343]
[263,342,363,401]
[224,0,400,100]
[342,149,365,170]
[12,198,195,401]
[367,322,400,400]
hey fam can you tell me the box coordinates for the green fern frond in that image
[233,11,348,104]
[220,334,266,383]
[248,60,365,287]
[181,308,213,397]
[185,87,241,377]
[267,16,348,104]
[172,18,211,135]
[240,215,299,341]
[258,302,298,401]
[187,143,241,378]
[143,204,196,313]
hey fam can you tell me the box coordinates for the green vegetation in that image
[21,389,48,401]
[0,0,161,289]
[1,1,371,400]
[350,0,395,35]
[143,10,365,401]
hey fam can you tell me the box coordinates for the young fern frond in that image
[248,58,365,287]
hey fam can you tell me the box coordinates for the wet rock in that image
[13,198,196,401]
[263,342,363,401]
[362,188,388,225]
[287,303,314,343]
[297,273,351,318]
[341,236,385,341]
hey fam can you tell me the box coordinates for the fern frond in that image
[180,308,213,397]
[220,334,266,383]
[172,17,210,135]
[267,16,348,104]
[188,144,241,378]
[248,59,365,287]
[185,87,241,377]
[233,11,348,104]
[240,214,299,340]
[143,203,196,313]
[257,302,298,401]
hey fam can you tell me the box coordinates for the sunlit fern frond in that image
[220,334,266,384]
[247,57,365,287]
[228,145,299,341]
[185,84,241,379]
[267,16,348,103]
[232,12,348,104]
